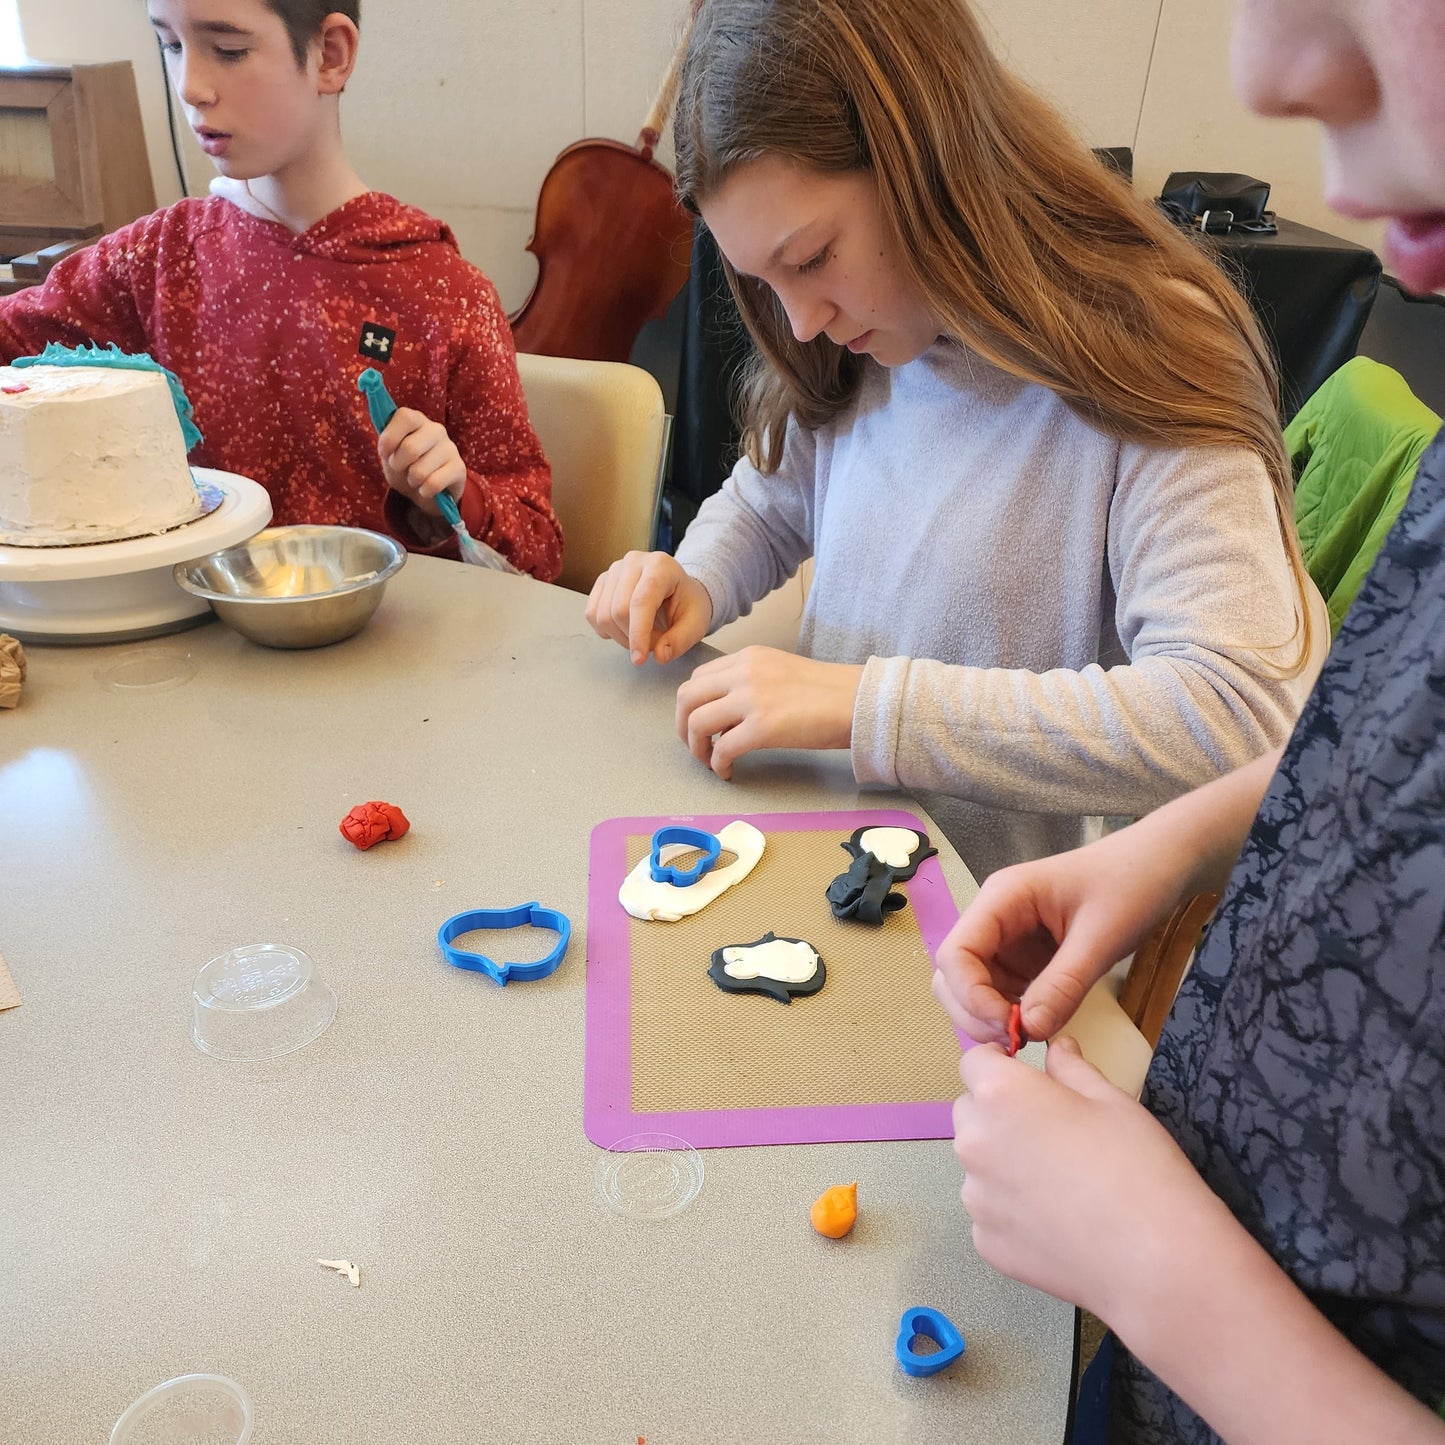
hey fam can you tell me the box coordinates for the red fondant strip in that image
[1006,1001,1026,1058]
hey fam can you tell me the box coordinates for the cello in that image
[508,26,695,364]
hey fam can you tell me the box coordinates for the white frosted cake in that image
[0,363,204,546]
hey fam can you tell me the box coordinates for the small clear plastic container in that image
[96,648,196,694]
[109,1373,252,1444]
[191,943,336,1061]
[596,1132,704,1219]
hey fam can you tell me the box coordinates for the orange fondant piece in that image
[810,1181,859,1239]
[340,800,411,850]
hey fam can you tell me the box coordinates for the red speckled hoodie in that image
[0,192,562,580]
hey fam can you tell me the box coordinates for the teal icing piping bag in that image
[357,368,521,574]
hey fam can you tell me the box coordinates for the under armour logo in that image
[358,322,397,363]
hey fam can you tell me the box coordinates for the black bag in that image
[1158,172,1277,235]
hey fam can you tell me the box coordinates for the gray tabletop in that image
[0,557,1072,1444]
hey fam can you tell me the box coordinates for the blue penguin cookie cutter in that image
[895,1306,966,1377]
[437,902,570,985]
[648,825,722,887]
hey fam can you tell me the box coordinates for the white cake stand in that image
[0,468,273,645]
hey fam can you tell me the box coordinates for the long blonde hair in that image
[673,0,1312,670]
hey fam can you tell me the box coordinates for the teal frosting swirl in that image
[12,342,203,452]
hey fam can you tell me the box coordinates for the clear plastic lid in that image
[97,647,196,693]
[109,1373,251,1444]
[596,1132,704,1220]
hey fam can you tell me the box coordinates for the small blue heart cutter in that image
[648,826,722,887]
[437,902,570,986]
[895,1306,966,1377]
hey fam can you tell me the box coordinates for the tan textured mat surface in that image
[624,826,961,1112]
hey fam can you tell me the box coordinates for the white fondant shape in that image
[619,820,765,921]
[318,1257,361,1287]
[856,827,921,869]
[721,937,820,984]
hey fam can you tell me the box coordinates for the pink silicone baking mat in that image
[584,809,970,1149]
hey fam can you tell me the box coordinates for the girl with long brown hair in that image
[586,0,1328,879]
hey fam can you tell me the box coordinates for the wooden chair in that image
[1051,891,1219,1097]
[1118,892,1222,1047]
[514,352,669,595]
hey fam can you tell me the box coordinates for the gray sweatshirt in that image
[676,341,1327,880]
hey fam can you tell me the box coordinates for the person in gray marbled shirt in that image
[935,3,1445,1439]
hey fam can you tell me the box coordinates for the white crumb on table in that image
[318,1257,361,1287]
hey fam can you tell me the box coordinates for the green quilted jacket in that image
[1287,356,1442,635]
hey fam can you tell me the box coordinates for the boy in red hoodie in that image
[0,0,563,581]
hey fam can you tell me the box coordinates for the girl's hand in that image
[674,646,863,780]
[932,821,1199,1045]
[586,551,714,664]
[378,408,466,513]
[953,1037,1224,1322]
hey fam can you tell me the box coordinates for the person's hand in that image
[932,821,1199,1045]
[586,551,714,664]
[674,646,863,780]
[960,1042,1445,1445]
[377,408,466,514]
[953,1038,1226,1322]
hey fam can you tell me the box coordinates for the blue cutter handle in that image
[359,368,463,530]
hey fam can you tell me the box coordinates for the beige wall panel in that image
[972,0,1160,147]
[18,0,1388,288]
[343,2,584,215]
[581,0,687,152]
[16,0,587,288]
[1135,0,1384,254]
[439,203,540,315]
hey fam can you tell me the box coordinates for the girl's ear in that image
[314,13,360,96]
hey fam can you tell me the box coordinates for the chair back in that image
[514,352,668,595]
[1118,892,1223,1048]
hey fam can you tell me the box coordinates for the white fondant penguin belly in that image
[721,936,820,984]
[856,827,921,869]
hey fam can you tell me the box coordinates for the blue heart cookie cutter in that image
[437,902,570,986]
[895,1306,966,1377]
[648,826,722,887]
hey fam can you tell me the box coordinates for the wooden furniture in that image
[0,238,89,296]
[1119,892,1222,1047]
[0,60,155,261]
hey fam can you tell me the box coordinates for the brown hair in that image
[674,0,1312,669]
[264,1,360,65]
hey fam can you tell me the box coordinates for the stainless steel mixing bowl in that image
[173,526,406,649]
